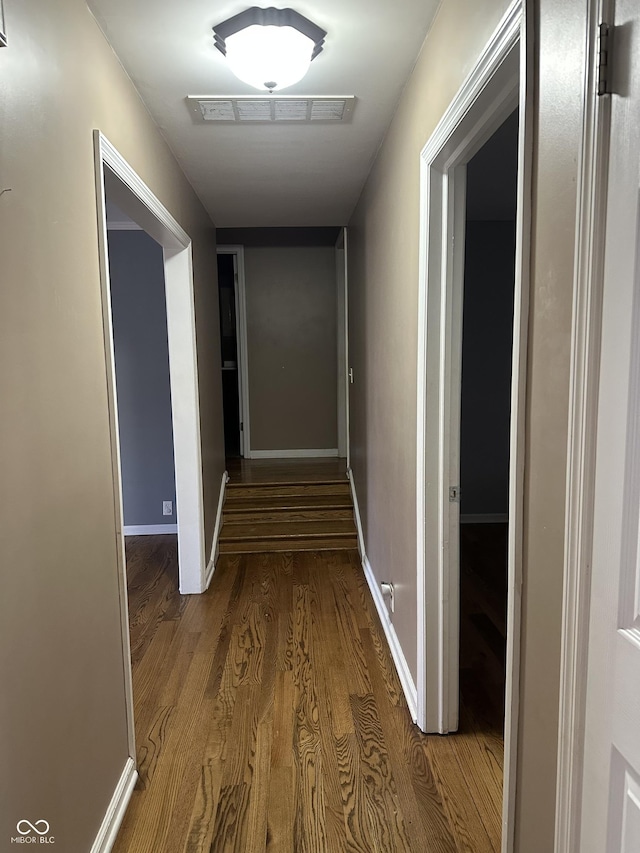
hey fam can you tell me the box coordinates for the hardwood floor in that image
[115,534,503,853]
[459,524,508,730]
[225,457,348,484]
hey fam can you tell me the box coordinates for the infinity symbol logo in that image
[17,820,50,836]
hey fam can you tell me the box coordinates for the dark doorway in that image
[459,109,518,733]
[217,252,242,457]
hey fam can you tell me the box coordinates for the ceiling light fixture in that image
[213,7,326,93]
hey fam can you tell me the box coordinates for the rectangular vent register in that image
[187,95,355,123]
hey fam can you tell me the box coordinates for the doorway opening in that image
[216,246,250,459]
[106,207,178,537]
[218,252,240,457]
[94,132,208,761]
[416,3,529,850]
[459,109,518,744]
[217,250,243,457]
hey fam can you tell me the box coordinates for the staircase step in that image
[220,519,357,542]
[219,536,358,554]
[225,481,350,500]
[223,508,354,524]
[219,473,356,555]
[224,493,353,512]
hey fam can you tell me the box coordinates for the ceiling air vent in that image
[187,95,355,124]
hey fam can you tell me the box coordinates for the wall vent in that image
[187,95,356,124]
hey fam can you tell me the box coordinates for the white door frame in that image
[94,131,208,751]
[336,226,350,466]
[216,245,250,458]
[416,2,530,850]
[554,1,614,849]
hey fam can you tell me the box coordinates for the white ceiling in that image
[88,0,441,227]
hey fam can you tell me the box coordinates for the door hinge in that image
[597,22,612,96]
[240,422,244,432]
[449,486,461,502]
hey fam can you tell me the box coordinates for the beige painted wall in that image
[244,246,338,452]
[348,0,589,850]
[348,0,513,686]
[0,1,224,850]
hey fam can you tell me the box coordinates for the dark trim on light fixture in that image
[213,7,326,60]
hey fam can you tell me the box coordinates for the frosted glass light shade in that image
[225,25,315,92]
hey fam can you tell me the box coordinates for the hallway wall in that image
[348,0,513,694]
[0,1,224,850]
[244,246,338,453]
[348,0,590,850]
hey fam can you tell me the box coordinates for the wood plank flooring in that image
[460,524,508,729]
[225,457,348,484]
[115,535,503,852]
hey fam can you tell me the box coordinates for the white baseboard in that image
[362,555,418,722]
[348,467,417,722]
[90,757,137,853]
[460,513,508,524]
[347,468,366,561]
[123,524,178,536]
[205,471,229,590]
[248,448,339,459]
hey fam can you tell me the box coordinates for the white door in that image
[580,2,640,849]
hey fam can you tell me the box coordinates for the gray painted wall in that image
[108,230,176,527]
[244,246,338,451]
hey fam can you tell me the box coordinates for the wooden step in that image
[218,536,358,554]
[225,481,350,500]
[224,493,353,512]
[223,508,354,524]
[220,519,357,542]
[220,475,356,554]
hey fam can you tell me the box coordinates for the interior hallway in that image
[115,460,503,852]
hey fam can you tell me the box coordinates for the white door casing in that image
[554,1,611,848]
[336,227,350,465]
[96,140,207,597]
[416,3,531,850]
[94,131,208,763]
[580,2,640,849]
[416,0,524,732]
